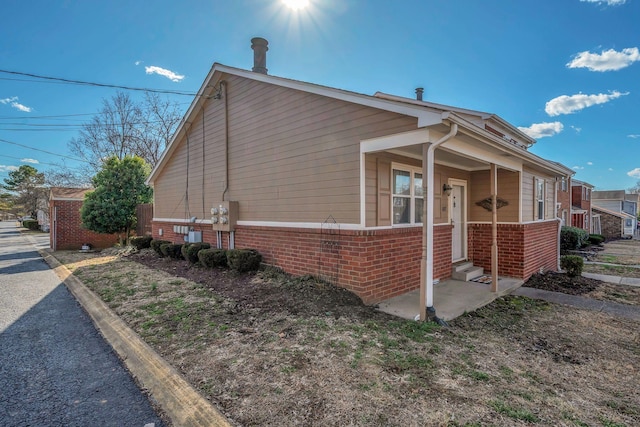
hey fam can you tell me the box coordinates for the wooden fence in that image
[136,203,153,236]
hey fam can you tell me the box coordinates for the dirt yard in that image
[582,238,640,279]
[53,247,640,427]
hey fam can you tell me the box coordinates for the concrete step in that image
[451,265,484,281]
[452,261,473,273]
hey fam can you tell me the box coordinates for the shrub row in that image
[130,235,153,250]
[560,255,584,277]
[146,238,262,272]
[560,226,589,252]
[22,219,40,230]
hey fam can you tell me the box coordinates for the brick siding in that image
[153,221,452,304]
[50,200,119,250]
[468,221,559,280]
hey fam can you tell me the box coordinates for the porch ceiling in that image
[389,145,490,171]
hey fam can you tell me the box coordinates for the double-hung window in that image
[392,166,423,225]
[535,178,545,220]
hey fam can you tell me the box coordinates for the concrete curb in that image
[38,248,232,427]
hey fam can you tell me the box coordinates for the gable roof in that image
[50,187,91,201]
[592,205,635,219]
[147,63,572,184]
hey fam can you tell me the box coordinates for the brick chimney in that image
[415,87,424,101]
[251,37,269,74]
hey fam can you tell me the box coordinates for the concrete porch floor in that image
[375,277,524,321]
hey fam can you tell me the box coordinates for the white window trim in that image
[391,162,424,226]
[535,177,545,221]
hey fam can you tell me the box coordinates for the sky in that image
[1,0,639,190]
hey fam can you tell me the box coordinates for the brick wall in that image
[50,200,119,250]
[152,221,452,304]
[596,210,623,240]
[469,220,559,280]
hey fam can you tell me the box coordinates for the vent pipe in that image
[251,37,269,74]
[415,87,424,101]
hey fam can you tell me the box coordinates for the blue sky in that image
[1,0,639,190]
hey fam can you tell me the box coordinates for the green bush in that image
[588,234,605,245]
[150,239,171,257]
[181,242,212,264]
[22,219,40,230]
[198,248,228,268]
[130,235,153,250]
[160,243,184,259]
[560,226,589,251]
[560,255,584,277]
[227,249,263,272]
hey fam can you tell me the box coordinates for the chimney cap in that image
[415,87,424,101]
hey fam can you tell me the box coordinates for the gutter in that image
[420,122,458,323]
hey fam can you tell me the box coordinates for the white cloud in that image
[545,91,628,116]
[573,166,585,170]
[135,60,142,66]
[587,162,593,165]
[567,47,640,72]
[0,96,32,112]
[580,0,626,5]
[628,134,640,139]
[608,168,614,171]
[0,165,19,172]
[21,158,39,164]
[517,121,564,139]
[571,125,582,133]
[145,66,184,82]
[628,168,640,178]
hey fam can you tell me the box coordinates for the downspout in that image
[556,177,561,272]
[420,122,458,323]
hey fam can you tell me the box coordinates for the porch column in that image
[490,163,498,292]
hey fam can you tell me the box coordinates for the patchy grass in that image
[52,249,640,427]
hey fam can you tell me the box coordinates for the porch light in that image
[443,183,453,197]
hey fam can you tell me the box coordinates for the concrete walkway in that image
[378,269,640,323]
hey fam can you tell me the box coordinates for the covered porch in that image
[376,275,524,321]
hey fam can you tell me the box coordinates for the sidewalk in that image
[513,271,640,321]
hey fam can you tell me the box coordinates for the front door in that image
[450,180,467,262]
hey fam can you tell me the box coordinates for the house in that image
[146,38,574,320]
[592,190,638,238]
[556,176,571,226]
[592,205,636,240]
[49,187,119,250]
[570,179,594,233]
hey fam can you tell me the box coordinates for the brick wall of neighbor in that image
[468,220,559,279]
[597,211,623,240]
[152,221,453,304]
[50,200,119,250]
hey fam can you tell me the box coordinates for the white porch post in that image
[490,163,498,292]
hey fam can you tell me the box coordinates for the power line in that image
[0,138,87,163]
[0,69,200,96]
[0,154,61,167]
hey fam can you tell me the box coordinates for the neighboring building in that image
[592,206,636,240]
[147,38,574,311]
[592,190,638,237]
[556,176,572,226]
[570,179,594,233]
[49,187,119,250]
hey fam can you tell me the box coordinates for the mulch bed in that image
[524,272,602,295]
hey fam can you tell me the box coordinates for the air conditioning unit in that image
[187,231,202,243]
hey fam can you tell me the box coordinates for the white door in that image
[450,181,467,262]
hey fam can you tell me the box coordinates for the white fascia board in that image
[214,65,443,128]
[360,129,431,153]
[441,138,523,171]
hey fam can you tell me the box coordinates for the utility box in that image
[187,231,202,243]
[211,201,239,232]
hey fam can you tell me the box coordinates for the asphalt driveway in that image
[0,221,165,426]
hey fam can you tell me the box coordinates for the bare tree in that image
[68,91,182,178]
[136,92,182,167]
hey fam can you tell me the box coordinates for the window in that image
[583,187,590,201]
[535,178,545,220]
[560,177,567,192]
[392,166,423,225]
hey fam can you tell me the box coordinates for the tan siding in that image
[522,169,535,221]
[154,73,418,224]
[365,155,378,227]
[468,169,519,222]
[434,164,471,224]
